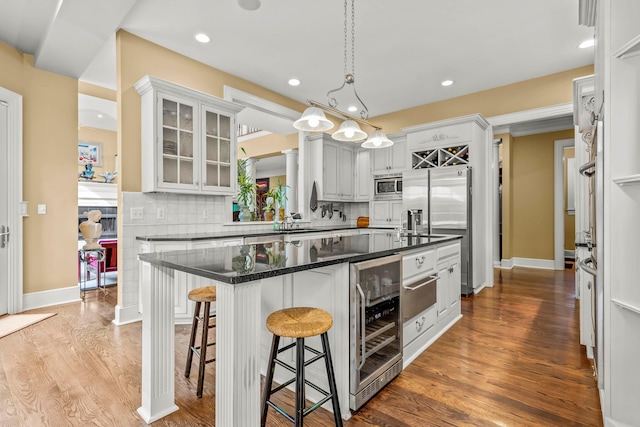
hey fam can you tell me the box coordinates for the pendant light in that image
[361,129,393,149]
[293,0,394,149]
[293,107,334,131]
[332,119,367,142]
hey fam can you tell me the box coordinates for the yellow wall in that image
[373,66,593,134]
[77,127,118,179]
[508,129,575,260]
[240,133,297,158]
[0,41,78,294]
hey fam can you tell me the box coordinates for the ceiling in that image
[0,0,594,130]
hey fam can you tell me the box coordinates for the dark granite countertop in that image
[138,233,461,284]
[135,225,363,242]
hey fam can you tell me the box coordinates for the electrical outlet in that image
[37,204,47,215]
[130,207,144,220]
[203,209,210,219]
[157,207,165,219]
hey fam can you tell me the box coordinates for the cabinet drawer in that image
[437,243,460,261]
[403,304,437,346]
[403,249,436,279]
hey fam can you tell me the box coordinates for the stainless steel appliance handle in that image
[579,160,595,177]
[355,282,367,370]
[577,256,597,277]
[403,274,438,291]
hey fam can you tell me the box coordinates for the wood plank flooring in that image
[0,266,602,426]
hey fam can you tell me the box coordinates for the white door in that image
[1,102,9,315]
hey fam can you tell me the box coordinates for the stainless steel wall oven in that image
[349,253,402,411]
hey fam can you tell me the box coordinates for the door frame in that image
[554,138,575,270]
[488,102,574,269]
[0,86,24,314]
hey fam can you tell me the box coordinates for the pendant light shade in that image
[361,129,393,149]
[293,107,334,132]
[331,119,367,142]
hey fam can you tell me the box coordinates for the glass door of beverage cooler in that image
[349,253,403,410]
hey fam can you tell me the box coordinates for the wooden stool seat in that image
[261,307,342,426]
[188,286,216,303]
[266,307,333,338]
[185,286,217,398]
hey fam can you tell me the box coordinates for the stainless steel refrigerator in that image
[402,165,473,296]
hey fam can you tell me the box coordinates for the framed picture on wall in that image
[78,140,103,167]
[256,178,269,194]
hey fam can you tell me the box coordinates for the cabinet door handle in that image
[415,256,425,268]
[194,180,199,186]
[416,315,426,332]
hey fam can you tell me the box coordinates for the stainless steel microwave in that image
[374,174,402,199]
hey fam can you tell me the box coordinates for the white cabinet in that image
[354,148,371,201]
[593,2,640,425]
[402,240,461,367]
[436,243,461,322]
[323,140,354,200]
[309,134,356,201]
[371,136,407,174]
[135,75,244,195]
[369,200,403,227]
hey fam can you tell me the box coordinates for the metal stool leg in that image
[261,334,280,426]
[295,337,305,427]
[321,332,343,427]
[196,301,211,398]
[185,301,201,378]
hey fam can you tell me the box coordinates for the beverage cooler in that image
[349,253,403,411]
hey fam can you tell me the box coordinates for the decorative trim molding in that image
[402,113,490,134]
[0,86,23,314]
[134,75,245,114]
[488,103,573,133]
[500,257,556,270]
[113,304,142,325]
[223,86,300,122]
[22,286,80,311]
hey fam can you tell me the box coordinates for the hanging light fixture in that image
[293,0,393,149]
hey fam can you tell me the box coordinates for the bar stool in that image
[261,307,342,427]
[185,286,216,398]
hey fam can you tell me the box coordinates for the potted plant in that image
[237,148,256,222]
[263,188,276,221]
[273,179,289,221]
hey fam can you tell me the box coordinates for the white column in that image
[215,279,262,426]
[245,157,258,214]
[138,264,179,423]
[282,149,298,215]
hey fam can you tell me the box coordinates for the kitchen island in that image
[137,232,461,425]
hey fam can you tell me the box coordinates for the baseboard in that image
[22,285,80,311]
[499,257,555,270]
[113,304,142,325]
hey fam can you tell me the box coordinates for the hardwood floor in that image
[0,267,602,426]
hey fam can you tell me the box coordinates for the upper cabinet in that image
[354,148,371,201]
[308,133,358,202]
[135,75,244,195]
[371,134,407,174]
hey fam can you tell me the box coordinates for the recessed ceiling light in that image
[194,33,211,43]
[348,106,358,112]
[97,114,103,118]
[288,78,300,86]
[579,38,595,49]
[441,80,454,87]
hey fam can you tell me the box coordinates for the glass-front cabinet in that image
[136,75,244,195]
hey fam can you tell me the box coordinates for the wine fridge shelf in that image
[364,320,397,358]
